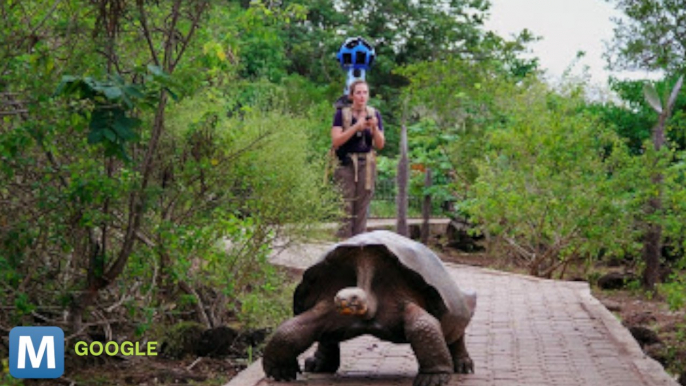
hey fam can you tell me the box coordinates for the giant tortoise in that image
[262,230,477,386]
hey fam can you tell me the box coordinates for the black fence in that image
[370,178,448,219]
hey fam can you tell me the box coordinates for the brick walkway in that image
[226,240,678,386]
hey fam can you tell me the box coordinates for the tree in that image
[0,1,338,338]
[463,80,636,278]
[274,0,497,156]
[395,37,539,198]
[640,76,683,290]
[281,0,492,85]
[606,0,686,73]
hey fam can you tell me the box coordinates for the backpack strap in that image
[342,107,352,131]
[342,106,375,131]
[366,106,376,119]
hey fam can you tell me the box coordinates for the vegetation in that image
[0,0,337,346]
[1,0,685,381]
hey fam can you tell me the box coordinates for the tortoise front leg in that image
[403,303,453,386]
[448,335,474,374]
[262,306,326,381]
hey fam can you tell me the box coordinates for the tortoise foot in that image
[263,358,300,381]
[304,341,340,373]
[413,372,451,386]
[454,356,474,374]
[304,355,339,373]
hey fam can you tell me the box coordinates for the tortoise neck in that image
[356,254,377,319]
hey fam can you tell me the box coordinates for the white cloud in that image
[485,0,661,86]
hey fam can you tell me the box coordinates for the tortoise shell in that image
[293,230,473,325]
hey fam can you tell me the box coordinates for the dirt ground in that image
[19,354,245,386]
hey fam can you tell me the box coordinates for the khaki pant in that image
[334,158,376,238]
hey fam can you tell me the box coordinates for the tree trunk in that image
[642,185,663,290]
[397,125,409,236]
[640,76,682,291]
[421,168,432,244]
[642,220,662,290]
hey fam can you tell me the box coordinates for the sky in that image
[484,0,661,87]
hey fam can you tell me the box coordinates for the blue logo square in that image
[9,326,64,379]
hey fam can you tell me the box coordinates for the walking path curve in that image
[226,226,678,386]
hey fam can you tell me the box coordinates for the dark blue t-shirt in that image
[332,109,384,162]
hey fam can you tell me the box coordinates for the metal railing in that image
[370,178,447,219]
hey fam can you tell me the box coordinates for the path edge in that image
[576,285,680,386]
[224,358,265,386]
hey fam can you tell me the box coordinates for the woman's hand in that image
[357,116,376,131]
[367,115,378,130]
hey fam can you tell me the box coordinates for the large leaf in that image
[102,86,123,100]
[112,115,140,140]
[666,75,684,112]
[643,82,662,113]
[87,129,103,144]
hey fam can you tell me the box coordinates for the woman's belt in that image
[347,152,375,191]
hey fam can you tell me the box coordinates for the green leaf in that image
[113,115,140,141]
[103,129,116,142]
[89,111,109,132]
[124,85,145,99]
[54,75,79,96]
[103,86,123,100]
[165,87,179,101]
[87,130,104,144]
[147,64,168,79]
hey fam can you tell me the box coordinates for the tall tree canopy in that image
[280,0,492,87]
[606,0,686,72]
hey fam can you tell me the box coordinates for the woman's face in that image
[351,83,369,107]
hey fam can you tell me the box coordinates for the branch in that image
[105,282,141,313]
[163,0,183,70]
[0,109,28,116]
[170,1,210,72]
[178,281,211,329]
[136,0,160,67]
[0,0,62,76]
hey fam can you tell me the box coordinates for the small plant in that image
[658,277,686,311]
[626,278,643,292]
[1,358,23,386]
[238,280,296,329]
[586,271,602,286]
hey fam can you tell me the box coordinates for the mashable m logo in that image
[9,327,64,378]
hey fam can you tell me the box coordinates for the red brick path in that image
[226,260,677,386]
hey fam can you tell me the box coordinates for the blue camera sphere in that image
[336,37,375,71]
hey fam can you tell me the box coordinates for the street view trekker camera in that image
[334,37,376,108]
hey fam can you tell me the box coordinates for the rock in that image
[628,326,662,347]
[445,219,483,252]
[600,299,622,312]
[159,321,206,359]
[643,343,667,365]
[597,272,636,290]
[605,258,625,267]
[196,326,238,357]
[408,224,421,240]
[231,328,271,356]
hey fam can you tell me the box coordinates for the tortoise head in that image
[334,288,369,317]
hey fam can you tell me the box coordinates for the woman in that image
[331,80,385,238]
